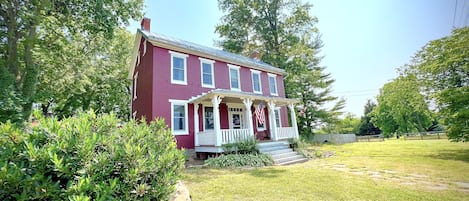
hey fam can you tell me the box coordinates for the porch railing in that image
[198,131,216,146]
[276,127,296,140]
[221,129,251,144]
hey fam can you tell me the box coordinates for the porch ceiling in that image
[188,89,299,106]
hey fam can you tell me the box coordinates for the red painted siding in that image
[132,39,153,122]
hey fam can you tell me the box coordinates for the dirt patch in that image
[455,181,469,189]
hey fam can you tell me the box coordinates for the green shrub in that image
[0,110,185,200]
[221,137,258,154]
[204,154,273,168]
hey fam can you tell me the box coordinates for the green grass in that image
[183,140,469,201]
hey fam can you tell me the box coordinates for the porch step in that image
[257,141,308,166]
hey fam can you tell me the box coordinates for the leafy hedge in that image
[205,154,273,168]
[221,137,258,154]
[0,111,184,200]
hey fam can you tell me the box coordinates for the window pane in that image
[204,107,214,129]
[202,63,212,74]
[269,76,277,94]
[230,69,239,89]
[173,105,185,131]
[253,74,260,92]
[203,74,212,85]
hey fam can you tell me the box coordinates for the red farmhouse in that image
[128,18,299,153]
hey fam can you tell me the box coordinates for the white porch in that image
[189,89,299,153]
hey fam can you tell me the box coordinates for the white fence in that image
[276,127,296,140]
[221,129,252,144]
[313,134,356,144]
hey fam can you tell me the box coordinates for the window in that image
[200,58,215,88]
[228,64,241,91]
[170,100,188,135]
[204,106,214,130]
[274,108,281,127]
[170,51,188,85]
[268,73,278,95]
[251,70,262,94]
[257,120,266,131]
[133,72,138,100]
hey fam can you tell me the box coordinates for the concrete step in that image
[257,141,288,148]
[270,151,297,160]
[274,154,304,164]
[258,145,289,153]
[276,158,309,166]
[263,148,293,155]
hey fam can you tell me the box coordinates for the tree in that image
[403,27,468,142]
[215,0,344,138]
[357,100,381,135]
[370,76,433,137]
[0,0,143,123]
[34,29,133,120]
[318,113,360,134]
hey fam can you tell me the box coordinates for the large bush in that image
[0,111,184,200]
[221,137,258,154]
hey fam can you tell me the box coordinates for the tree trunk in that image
[21,22,39,120]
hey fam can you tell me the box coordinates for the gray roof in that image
[188,89,298,105]
[139,29,286,75]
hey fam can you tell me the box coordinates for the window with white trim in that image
[170,51,188,85]
[170,100,188,135]
[133,72,138,100]
[251,70,262,94]
[228,64,241,91]
[268,73,278,96]
[274,108,281,127]
[203,106,214,130]
[200,58,215,88]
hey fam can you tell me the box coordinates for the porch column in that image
[268,101,278,141]
[212,95,223,146]
[194,103,199,146]
[289,104,299,139]
[242,98,254,137]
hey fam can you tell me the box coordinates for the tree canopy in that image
[357,100,381,135]
[0,0,143,123]
[402,27,469,141]
[216,0,344,138]
[371,76,433,137]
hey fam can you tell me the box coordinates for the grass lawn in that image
[183,139,469,201]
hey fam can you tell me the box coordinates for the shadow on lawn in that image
[249,168,286,178]
[431,149,469,163]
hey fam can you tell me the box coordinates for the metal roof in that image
[139,29,286,75]
[188,89,299,106]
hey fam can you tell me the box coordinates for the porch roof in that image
[188,89,299,106]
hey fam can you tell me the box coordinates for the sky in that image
[127,0,468,117]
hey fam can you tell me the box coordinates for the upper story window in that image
[228,64,241,91]
[268,73,278,96]
[251,69,262,94]
[169,51,188,85]
[170,99,188,135]
[199,58,215,88]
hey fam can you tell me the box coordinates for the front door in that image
[229,112,244,129]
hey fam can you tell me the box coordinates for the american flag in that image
[255,102,265,124]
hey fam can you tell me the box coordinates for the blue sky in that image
[127,0,468,117]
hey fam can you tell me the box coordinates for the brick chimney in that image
[141,17,151,31]
[249,50,260,60]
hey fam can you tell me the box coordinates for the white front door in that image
[229,112,244,129]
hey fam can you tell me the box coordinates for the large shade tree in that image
[403,27,468,141]
[0,0,143,123]
[215,0,344,138]
[371,76,433,137]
